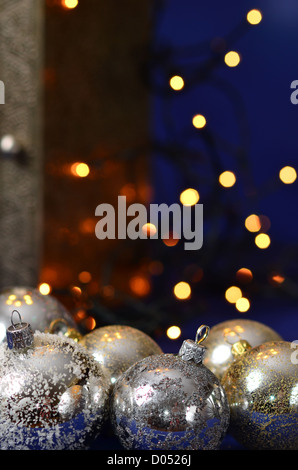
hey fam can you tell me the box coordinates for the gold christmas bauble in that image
[203,319,282,380]
[221,340,298,450]
[80,324,163,386]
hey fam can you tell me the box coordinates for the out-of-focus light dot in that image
[245,214,261,232]
[174,282,191,300]
[71,162,90,178]
[78,271,92,283]
[225,286,242,303]
[169,75,184,91]
[235,297,250,312]
[84,316,96,331]
[236,268,253,284]
[142,223,157,237]
[255,233,271,249]
[279,166,297,184]
[219,171,236,188]
[130,276,151,297]
[61,0,78,9]
[247,9,262,25]
[39,283,51,295]
[192,114,206,129]
[224,51,241,67]
[8,295,16,301]
[180,188,200,206]
[163,232,179,247]
[271,273,285,285]
[167,326,181,340]
[14,301,22,307]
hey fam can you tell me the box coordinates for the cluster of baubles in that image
[0,286,297,450]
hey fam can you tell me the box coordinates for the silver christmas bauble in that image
[203,318,283,380]
[0,286,79,343]
[0,312,109,450]
[111,326,230,450]
[221,340,298,450]
[80,325,163,386]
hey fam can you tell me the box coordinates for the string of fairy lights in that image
[33,2,298,339]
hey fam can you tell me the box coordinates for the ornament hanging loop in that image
[11,310,23,329]
[195,325,210,345]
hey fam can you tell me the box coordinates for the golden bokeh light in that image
[224,51,241,67]
[219,171,236,188]
[235,297,250,312]
[192,114,206,129]
[279,166,297,184]
[163,232,179,247]
[180,188,200,206]
[245,214,261,232]
[247,9,262,25]
[71,162,90,178]
[236,268,253,284]
[78,271,92,284]
[173,281,191,300]
[142,223,157,237]
[225,286,242,303]
[167,326,182,340]
[39,283,52,295]
[169,75,184,91]
[129,276,151,297]
[61,0,79,9]
[255,233,271,249]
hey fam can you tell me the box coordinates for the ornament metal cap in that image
[178,325,210,364]
[6,310,34,350]
[231,339,251,358]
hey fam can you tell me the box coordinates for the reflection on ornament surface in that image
[222,341,298,450]
[203,319,283,380]
[0,287,78,342]
[0,332,109,449]
[80,324,162,386]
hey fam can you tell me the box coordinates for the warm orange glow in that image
[169,75,184,91]
[142,223,157,237]
[192,114,206,129]
[224,51,241,67]
[71,162,90,178]
[78,271,92,284]
[39,283,52,295]
[236,268,253,284]
[79,218,96,234]
[235,297,250,312]
[219,171,236,188]
[255,233,271,249]
[271,273,285,285]
[279,166,297,184]
[130,276,151,297]
[167,326,181,340]
[163,232,179,247]
[84,316,96,331]
[174,282,191,300]
[225,286,242,303]
[180,188,200,206]
[61,0,78,9]
[245,214,261,232]
[247,9,262,25]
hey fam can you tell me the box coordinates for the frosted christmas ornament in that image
[203,318,282,380]
[221,340,298,450]
[111,325,230,450]
[0,311,109,450]
[80,324,162,386]
[0,286,79,343]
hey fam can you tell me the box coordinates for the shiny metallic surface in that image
[80,324,163,386]
[203,319,283,380]
[0,287,78,343]
[221,341,298,450]
[0,332,109,449]
[111,353,230,450]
